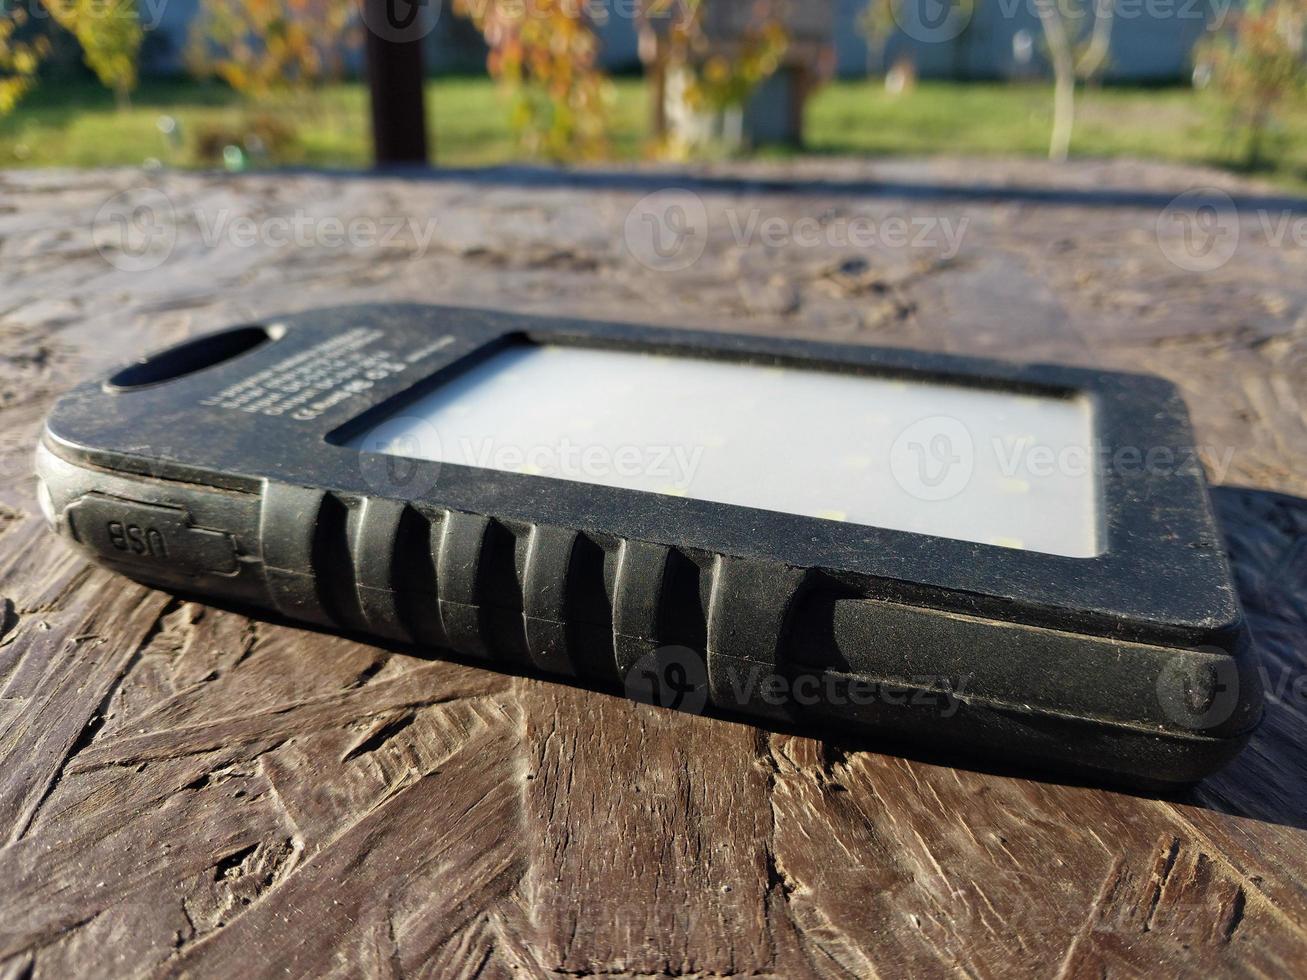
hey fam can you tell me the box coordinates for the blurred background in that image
[1,0,1305,186]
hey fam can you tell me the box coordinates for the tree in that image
[1034,0,1115,162]
[187,0,358,99]
[0,3,48,114]
[1,0,141,113]
[861,0,1108,161]
[639,0,810,153]
[452,0,612,161]
[1195,0,1307,169]
[43,0,144,108]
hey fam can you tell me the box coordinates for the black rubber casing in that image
[36,304,1263,786]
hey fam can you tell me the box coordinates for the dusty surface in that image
[1,156,1306,977]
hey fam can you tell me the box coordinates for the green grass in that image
[806,80,1307,184]
[3,76,1305,190]
[0,77,649,169]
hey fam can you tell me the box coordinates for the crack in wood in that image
[339,709,418,764]
[1143,835,1183,933]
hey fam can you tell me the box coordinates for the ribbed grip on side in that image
[257,486,797,689]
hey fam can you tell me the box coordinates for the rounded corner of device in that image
[36,417,106,479]
[36,424,84,474]
[1163,726,1259,788]
[1069,711,1260,790]
[1102,363,1183,398]
[1157,623,1266,748]
[34,434,93,521]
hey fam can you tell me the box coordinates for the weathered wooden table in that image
[2,159,1305,977]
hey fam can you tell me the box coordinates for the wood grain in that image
[2,158,1306,977]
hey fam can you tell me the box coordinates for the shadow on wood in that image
[1187,486,1307,830]
[160,485,1307,831]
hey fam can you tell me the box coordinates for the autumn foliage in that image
[1,0,142,111]
[647,0,787,114]
[0,4,47,114]
[452,0,612,160]
[1197,0,1307,167]
[186,0,358,97]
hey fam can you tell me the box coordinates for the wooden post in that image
[363,0,430,166]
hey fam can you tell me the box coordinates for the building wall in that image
[832,0,1224,81]
[142,0,1226,83]
[139,0,201,73]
